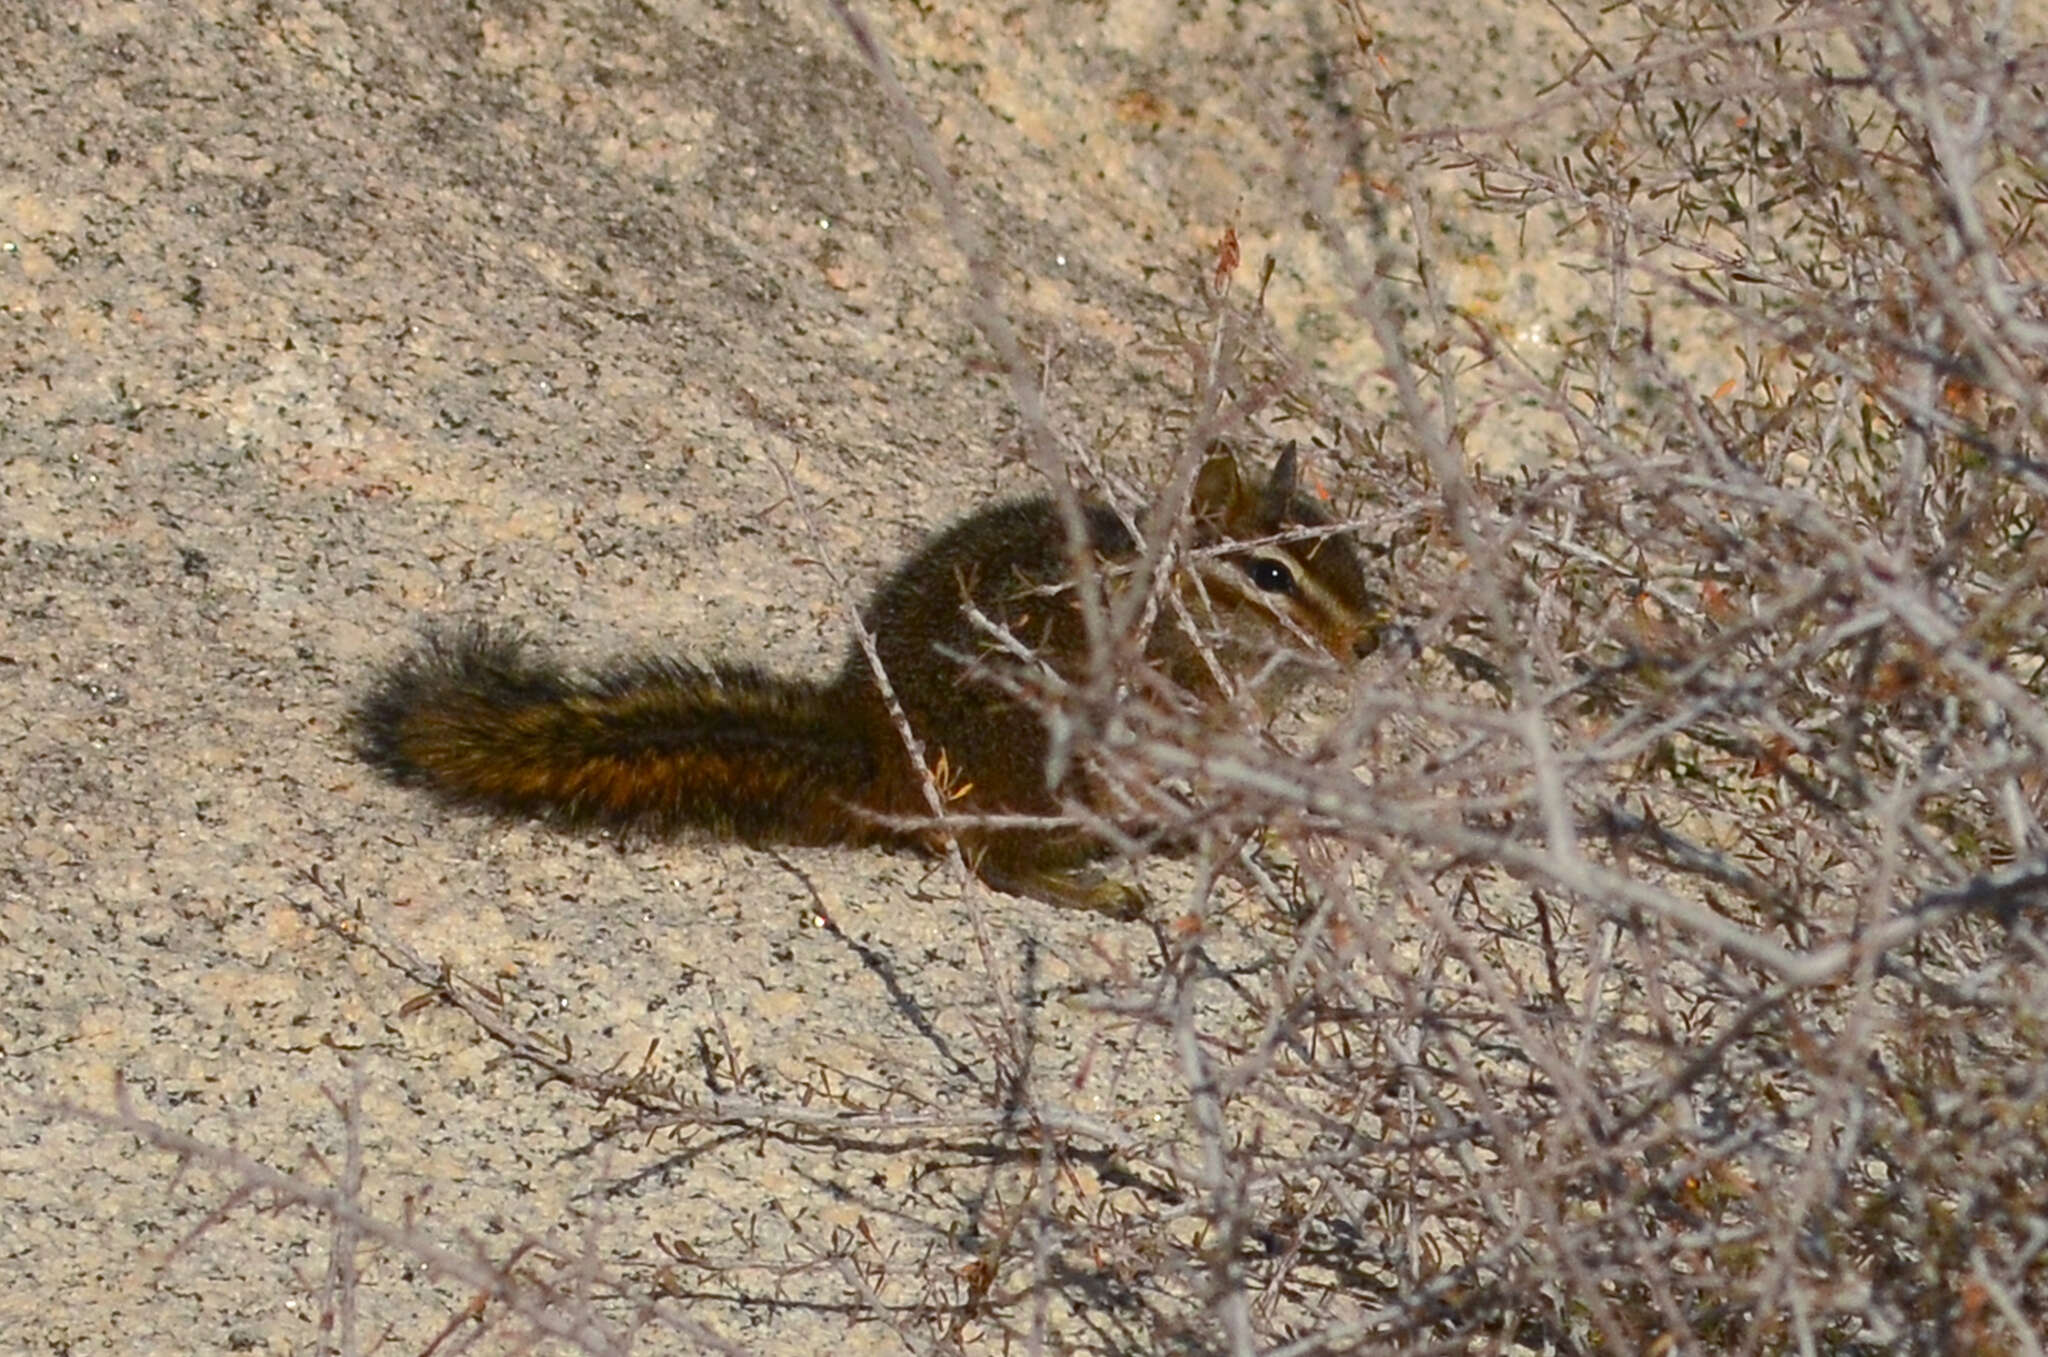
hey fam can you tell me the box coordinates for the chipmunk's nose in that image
[1351,626,1382,661]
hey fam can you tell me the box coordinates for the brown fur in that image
[356,456,1381,911]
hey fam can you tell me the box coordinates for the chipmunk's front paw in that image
[977,860,1149,920]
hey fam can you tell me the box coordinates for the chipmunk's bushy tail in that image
[356,626,897,846]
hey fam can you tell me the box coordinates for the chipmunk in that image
[356,447,1381,914]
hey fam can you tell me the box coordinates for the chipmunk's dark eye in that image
[1246,558,1294,593]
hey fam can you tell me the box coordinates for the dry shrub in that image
[1079,2,2048,1351]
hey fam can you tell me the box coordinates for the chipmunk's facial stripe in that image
[1197,542,1374,663]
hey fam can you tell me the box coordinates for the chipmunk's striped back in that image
[357,449,1382,914]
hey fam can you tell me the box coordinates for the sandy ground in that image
[2,1,1568,1350]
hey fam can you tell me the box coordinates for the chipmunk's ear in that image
[1193,441,1301,532]
[1260,442,1300,523]
[1192,444,1249,524]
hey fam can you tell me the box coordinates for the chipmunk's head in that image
[1181,443,1384,698]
